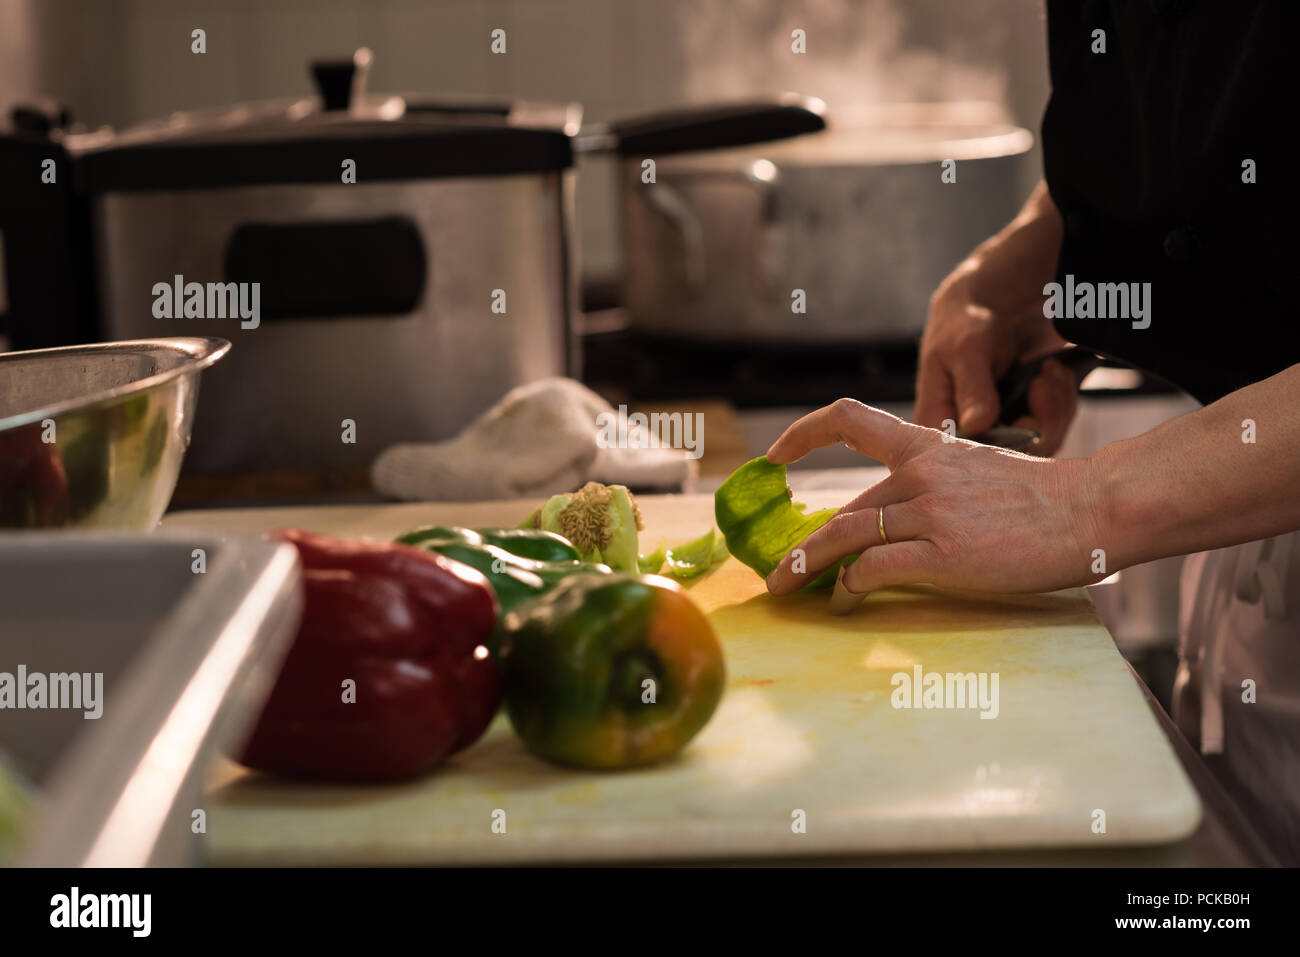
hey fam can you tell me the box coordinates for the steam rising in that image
[671,0,1012,116]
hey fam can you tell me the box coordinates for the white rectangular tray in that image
[0,532,300,866]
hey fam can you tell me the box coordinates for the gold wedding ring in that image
[878,506,890,546]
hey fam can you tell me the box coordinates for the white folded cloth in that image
[370,377,698,501]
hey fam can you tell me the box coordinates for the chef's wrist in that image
[1083,439,1148,574]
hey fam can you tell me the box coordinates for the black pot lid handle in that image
[594,93,827,156]
[310,47,372,112]
[10,99,73,136]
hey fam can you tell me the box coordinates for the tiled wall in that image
[0,0,37,98]
[5,0,1050,276]
[108,0,688,125]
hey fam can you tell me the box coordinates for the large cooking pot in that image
[620,102,1033,344]
[2,52,583,473]
[0,51,823,474]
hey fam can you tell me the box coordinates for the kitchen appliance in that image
[0,337,228,528]
[0,51,825,476]
[619,101,1033,343]
[3,532,300,866]
[2,52,584,474]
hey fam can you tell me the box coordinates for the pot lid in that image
[658,102,1032,169]
[63,49,581,192]
[579,92,826,156]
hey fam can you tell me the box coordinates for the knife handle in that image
[995,346,1102,425]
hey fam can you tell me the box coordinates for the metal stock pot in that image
[619,102,1034,344]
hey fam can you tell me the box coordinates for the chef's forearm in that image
[956,180,1064,316]
[1090,363,1300,568]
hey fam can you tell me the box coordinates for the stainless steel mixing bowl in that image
[0,337,230,529]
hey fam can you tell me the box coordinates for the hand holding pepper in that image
[762,400,1102,595]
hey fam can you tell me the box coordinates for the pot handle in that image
[640,160,781,297]
[224,216,426,320]
[588,93,825,156]
[310,47,372,112]
[641,182,707,293]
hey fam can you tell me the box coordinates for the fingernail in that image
[765,568,781,592]
[959,404,982,431]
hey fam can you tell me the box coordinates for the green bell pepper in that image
[400,531,612,653]
[714,456,847,589]
[0,755,31,866]
[499,574,725,770]
[479,528,581,562]
[638,542,667,574]
[664,529,719,579]
[396,525,580,563]
[527,482,643,571]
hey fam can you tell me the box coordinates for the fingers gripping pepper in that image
[714,456,849,589]
[238,529,501,781]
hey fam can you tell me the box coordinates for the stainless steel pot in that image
[620,102,1033,343]
[90,82,582,473]
[93,172,577,473]
[2,51,584,474]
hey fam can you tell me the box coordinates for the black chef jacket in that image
[1042,1,1298,405]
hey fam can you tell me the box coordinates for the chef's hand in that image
[764,399,1104,595]
[914,181,1078,456]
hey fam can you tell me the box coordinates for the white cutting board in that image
[164,493,1200,864]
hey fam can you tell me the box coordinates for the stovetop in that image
[582,325,923,407]
[581,320,1182,408]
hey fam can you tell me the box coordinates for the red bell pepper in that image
[239,529,501,780]
[0,427,69,526]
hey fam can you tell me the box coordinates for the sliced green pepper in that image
[664,529,718,579]
[429,543,549,617]
[714,456,846,589]
[404,536,611,653]
[479,528,580,562]
[638,542,667,575]
[527,483,643,571]
[396,525,580,562]
[420,544,608,611]
[395,525,481,548]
